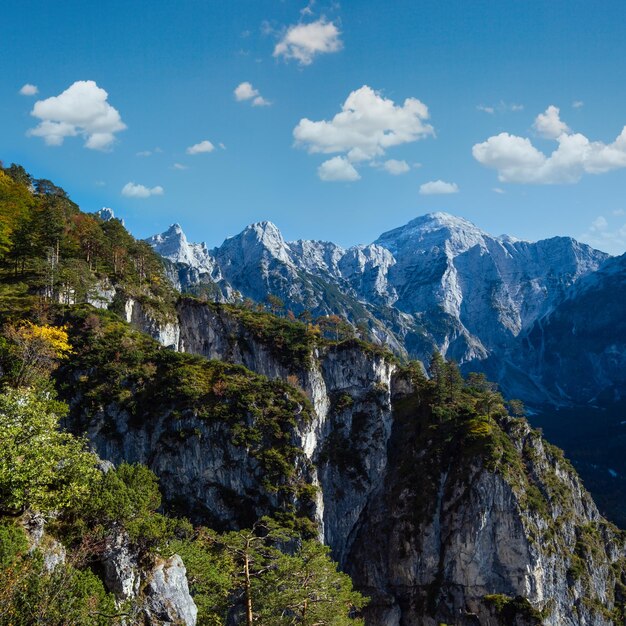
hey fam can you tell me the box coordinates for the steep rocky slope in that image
[349,374,626,625]
[60,297,626,625]
[511,251,626,406]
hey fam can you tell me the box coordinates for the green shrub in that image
[0,551,119,626]
[0,389,99,515]
[0,520,29,567]
[81,463,186,551]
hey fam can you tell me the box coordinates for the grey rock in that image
[143,555,197,626]
[497,251,626,405]
[87,279,116,309]
[42,539,66,573]
[21,513,66,572]
[102,532,140,600]
[100,530,197,625]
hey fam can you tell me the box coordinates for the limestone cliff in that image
[61,298,626,625]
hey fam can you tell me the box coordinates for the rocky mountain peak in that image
[410,211,477,229]
[245,220,287,247]
[166,223,184,236]
[146,211,610,378]
[220,220,292,265]
[96,207,120,223]
[375,211,488,256]
[146,223,214,273]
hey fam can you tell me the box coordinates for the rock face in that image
[496,251,626,406]
[143,555,198,626]
[147,213,608,371]
[373,214,606,361]
[101,530,197,625]
[22,512,67,573]
[19,509,197,625]
[97,298,396,560]
[71,297,626,626]
[102,531,141,599]
[147,224,217,274]
[347,373,624,626]
[147,224,236,304]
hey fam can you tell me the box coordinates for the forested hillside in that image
[0,164,175,321]
[0,164,366,625]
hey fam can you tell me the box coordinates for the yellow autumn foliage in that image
[16,322,73,359]
[4,321,73,387]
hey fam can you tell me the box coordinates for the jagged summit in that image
[96,207,122,224]
[146,223,214,272]
[217,220,292,266]
[165,223,184,235]
[152,212,492,266]
[248,219,280,232]
[241,220,286,247]
[224,220,283,240]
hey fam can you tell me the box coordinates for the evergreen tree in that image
[256,540,366,625]
[267,294,285,316]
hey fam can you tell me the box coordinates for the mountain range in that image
[146,211,621,407]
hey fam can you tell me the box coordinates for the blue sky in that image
[2,0,626,253]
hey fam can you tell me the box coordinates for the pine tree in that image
[256,540,367,625]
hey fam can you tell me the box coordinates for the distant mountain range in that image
[144,211,624,408]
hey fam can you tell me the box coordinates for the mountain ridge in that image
[147,212,610,399]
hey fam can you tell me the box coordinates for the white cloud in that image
[274,18,342,65]
[234,82,270,106]
[294,85,434,171]
[613,209,625,216]
[173,163,188,170]
[28,80,126,150]
[19,83,38,96]
[381,159,410,175]
[580,214,626,255]
[138,147,162,156]
[533,105,570,139]
[573,100,584,109]
[419,180,459,195]
[234,82,256,100]
[591,216,608,231]
[121,182,164,198]
[477,101,523,114]
[318,156,360,182]
[253,96,270,106]
[186,140,215,155]
[301,0,315,16]
[492,187,505,194]
[473,105,626,184]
